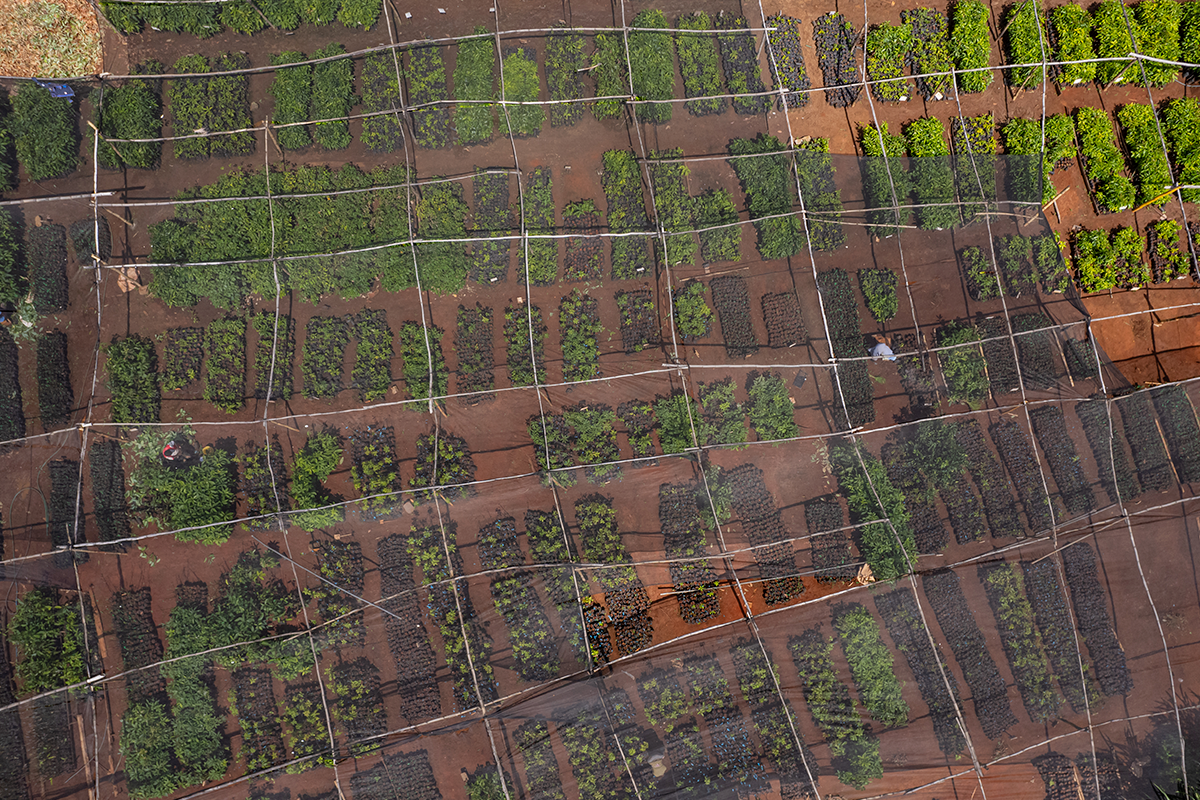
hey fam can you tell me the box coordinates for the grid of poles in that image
[0,3,1197,800]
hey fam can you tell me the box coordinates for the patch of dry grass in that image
[0,0,102,78]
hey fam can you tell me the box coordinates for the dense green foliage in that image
[97,71,162,170]
[981,563,1060,722]
[407,44,452,148]
[269,51,312,150]
[1162,97,1200,202]
[789,629,883,789]
[208,52,255,156]
[124,427,236,543]
[729,134,804,259]
[858,268,898,322]
[833,603,908,727]
[746,372,798,441]
[829,439,917,581]
[629,9,675,123]
[312,43,354,150]
[168,54,212,160]
[1003,0,1047,88]
[794,137,845,250]
[455,28,496,145]
[1094,0,1140,85]
[161,605,227,788]
[937,321,988,406]
[1002,114,1076,203]
[12,84,77,180]
[904,8,954,98]
[8,588,86,694]
[1050,3,1096,85]
[203,317,246,413]
[677,12,724,115]
[905,117,958,229]
[546,28,586,126]
[866,22,914,101]
[102,0,379,34]
[592,32,628,119]
[860,122,910,235]
[149,163,418,307]
[105,335,159,423]
[1135,0,1182,86]
[361,52,403,152]
[1072,225,1149,291]
[951,112,997,221]
[1075,106,1137,211]
[121,700,176,799]
[290,430,344,530]
[500,49,544,136]
[650,149,697,266]
[400,322,448,400]
[414,180,469,293]
[694,187,741,262]
[654,392,702,454]
[950,0,994,92]
[337,0,379,29]
[673,280,713,338]
[1116,103,1173,207]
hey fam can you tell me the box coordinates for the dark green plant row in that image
[1007,0,1181,88]
[407,521,499,707]
[1162,97,1200,203]
[169,53,255,160]
[1001,114,1076,204]
[729,134,806,259]
[4,84,78,183]
[788,629,882,789]
[100,0,380,37]
[1071,225,1148,292]
[1075,106,1136,213]
[829,438,917,581]
[951,112,997,222]
[1116,102,1172,208]
[97,62,163,170]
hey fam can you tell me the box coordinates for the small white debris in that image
[438,7,445,12]
[405,11,411,17]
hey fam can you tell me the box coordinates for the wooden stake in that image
[102,207,135,229]
[76,714,95,800]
